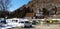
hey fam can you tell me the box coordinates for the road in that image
[11,24,60,29]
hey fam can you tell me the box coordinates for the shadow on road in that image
[22,26,35,28]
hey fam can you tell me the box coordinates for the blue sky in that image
[9,0,31,12]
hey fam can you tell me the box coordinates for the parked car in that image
[32,19,39,25]
[20,21,33,28]
[24,21,32,27]
[0,18,7,27]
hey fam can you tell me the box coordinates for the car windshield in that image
[25,21,30,23]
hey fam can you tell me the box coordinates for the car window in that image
[0,20,1,23]
[21,22,24,23]
[12,20,18,22]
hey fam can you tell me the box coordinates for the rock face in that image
[26,0,60,13]
[10,0,60,18]
[24,0,60,18]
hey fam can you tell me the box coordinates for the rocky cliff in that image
[26,0,60,13]
[10,0,60,18]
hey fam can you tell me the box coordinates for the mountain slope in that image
[11,0,60,18]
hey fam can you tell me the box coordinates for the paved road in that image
[11,24,60,29]
[36,24,60,29]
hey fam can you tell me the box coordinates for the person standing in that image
[45,18,49,26]
[41,21,44,26]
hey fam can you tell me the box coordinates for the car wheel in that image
[30,25,32,27]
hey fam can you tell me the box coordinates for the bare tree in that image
[0,0,11,11]
[0,0,11,24]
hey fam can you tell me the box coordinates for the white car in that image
[24,21,32,27]
[19,21,32,28]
